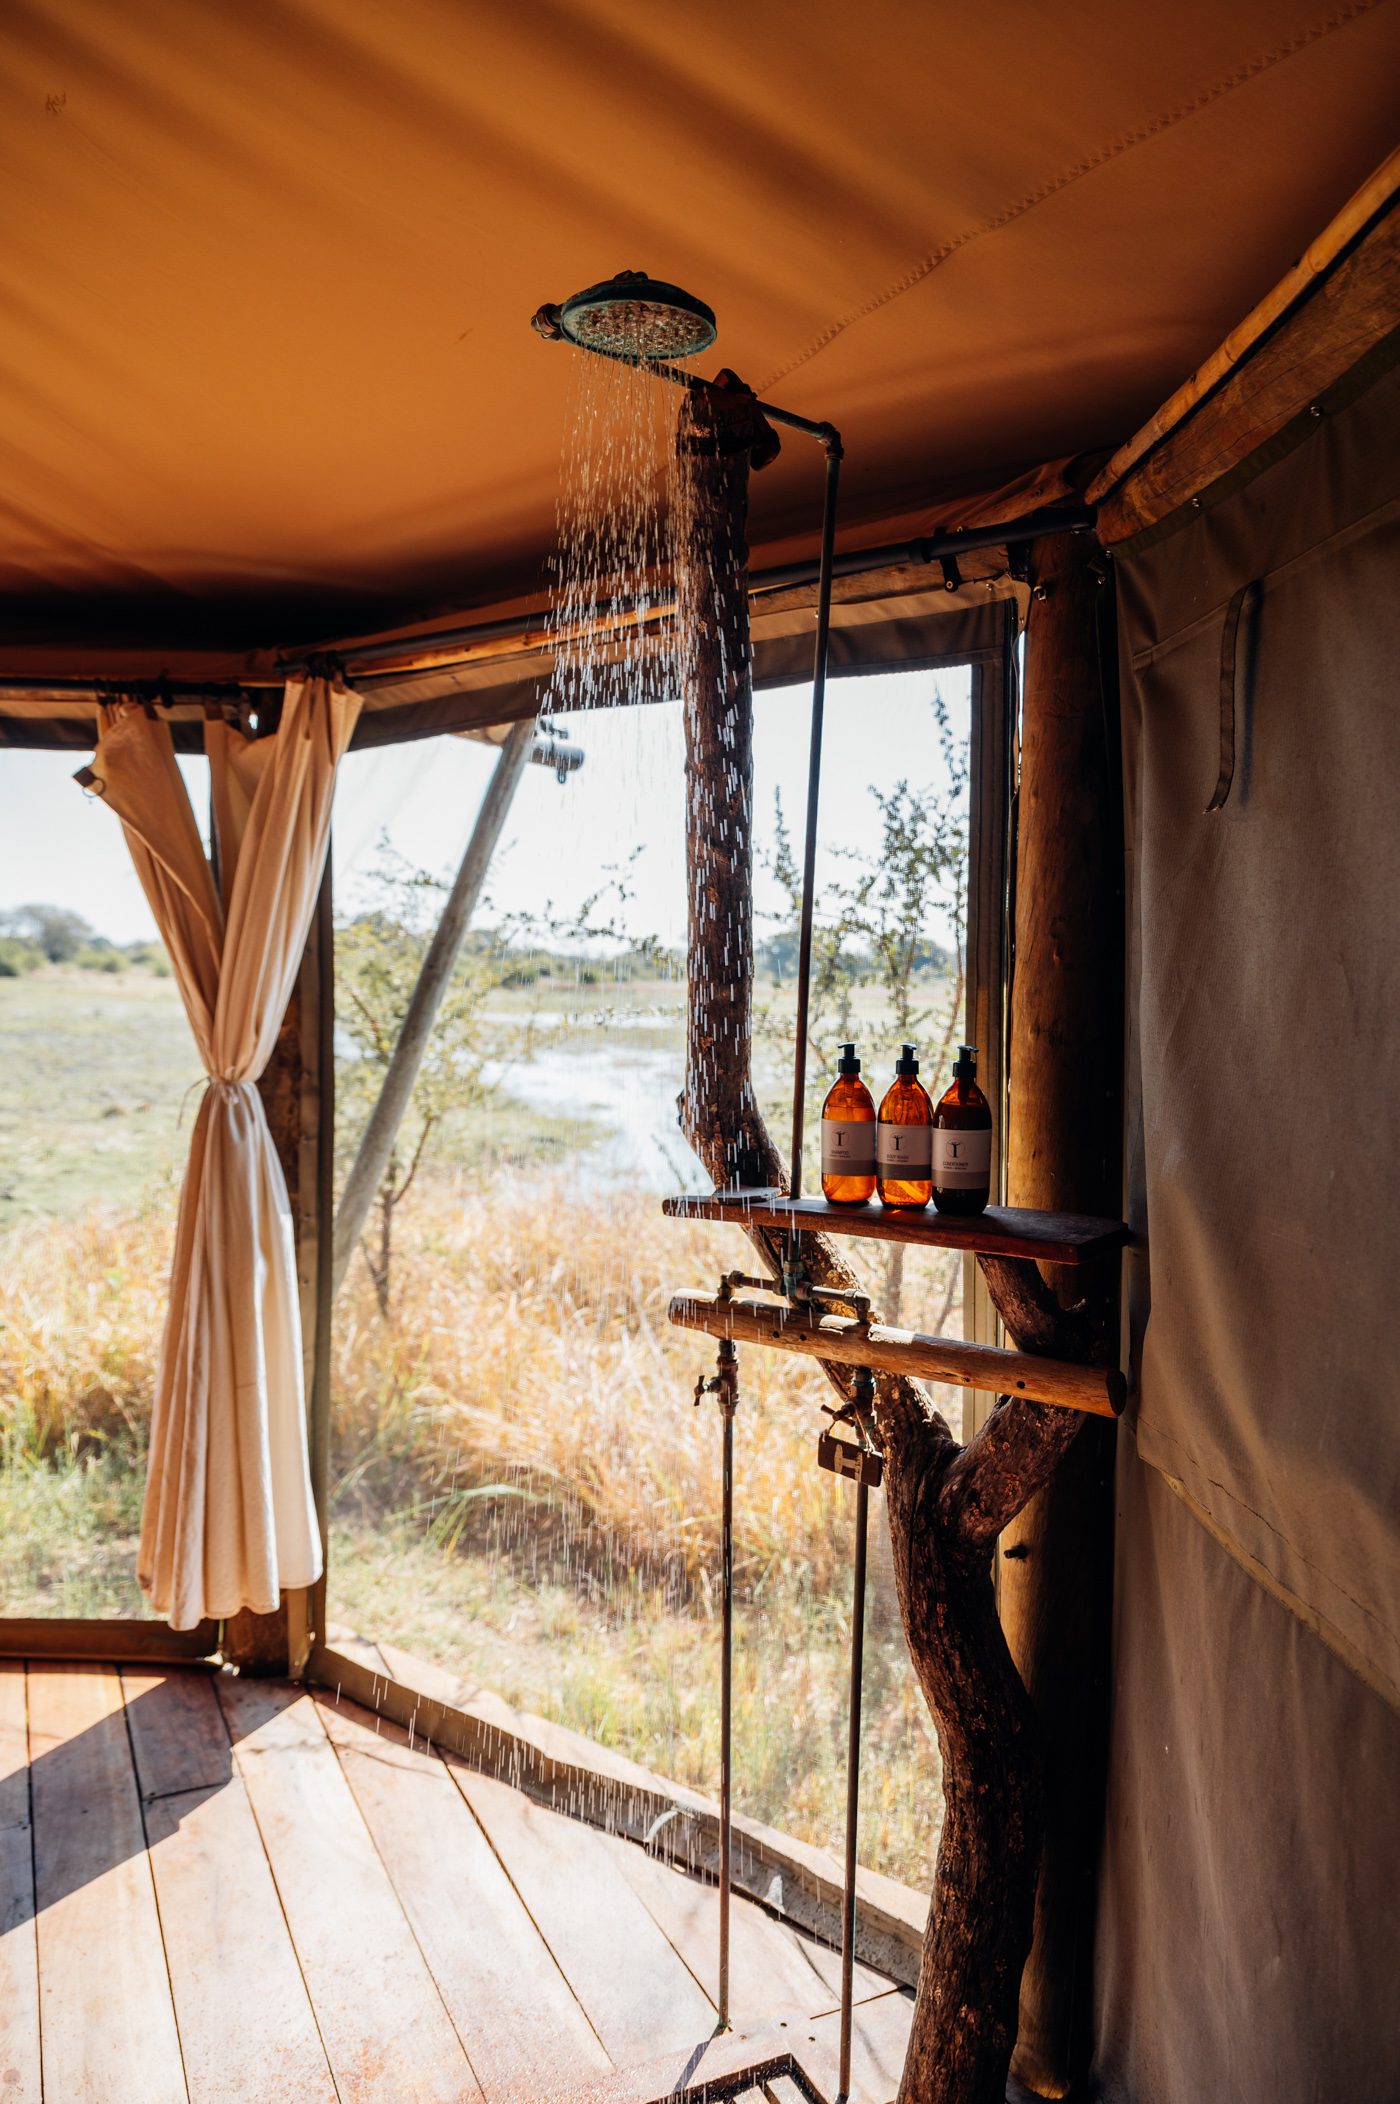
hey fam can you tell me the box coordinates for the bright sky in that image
[0,668,968,951]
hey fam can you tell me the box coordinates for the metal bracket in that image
[795,1279,872,1323]
[716,1269,773,1305]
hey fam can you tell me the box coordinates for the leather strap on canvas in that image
[1206,579,1260,811]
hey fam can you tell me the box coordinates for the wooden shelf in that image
[662,1189,1128,1267]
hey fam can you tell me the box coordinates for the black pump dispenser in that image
[837,1042,861,1075]
[952,1044,978,1081]
[894,1043,919,1076]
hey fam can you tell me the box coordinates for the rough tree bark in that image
[674,377,1105,2104]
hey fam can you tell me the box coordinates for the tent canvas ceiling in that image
[3,0,1397,667]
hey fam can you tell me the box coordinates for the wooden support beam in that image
[0,1619,217,1662]
[331,715,537,1295]
[668,1295,1124,1419]
[1091,182,1400,543]
[1001,529,1123,2098]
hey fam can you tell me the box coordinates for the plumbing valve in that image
[694,1337,739,1419]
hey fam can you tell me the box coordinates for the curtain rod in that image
[285,504,1092,674]
[0,505,1092,702]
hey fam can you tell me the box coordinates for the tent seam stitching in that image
[757,0,1387,393]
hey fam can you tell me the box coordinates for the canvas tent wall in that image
[1088,276,1400,2101]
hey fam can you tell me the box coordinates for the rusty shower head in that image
[531,269,717,361]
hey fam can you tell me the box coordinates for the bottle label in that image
[932,1128,992,1187]
[822,1119,875,1176]
[877,1123,932,1175]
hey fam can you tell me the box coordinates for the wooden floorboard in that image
[0,1664,40,2104]
[219,1675,479,2104]
[124,1667,337,2103]
[449,1758,719,2067]
[804,1993,914,2101]
[539,1989,914,2104]
[602,1828,893,2023]
[316,1687,613,2100]
[9,1657,907,2102]
[28,1661,187,2103]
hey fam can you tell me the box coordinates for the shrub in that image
[0,937,43,975]
[0,903,93,963]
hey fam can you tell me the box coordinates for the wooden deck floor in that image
[0,1661,912,2102]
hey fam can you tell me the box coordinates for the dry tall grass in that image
[332,1178,851,1594]
[0,1201,168,1460]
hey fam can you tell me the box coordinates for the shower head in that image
[531,269,717,361]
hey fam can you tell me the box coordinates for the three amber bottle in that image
[822,1041,993,1214]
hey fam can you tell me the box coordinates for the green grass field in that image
[0,969,202,1226]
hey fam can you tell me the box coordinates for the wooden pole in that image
[1001,530,1122,2098]
[668,1295,1124,1418]
[304,863,336,1668]
[331,717,536,1295]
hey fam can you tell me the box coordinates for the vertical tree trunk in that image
[332,716,536,1296]
[1000,533,1122,2099]
[673,380,1107,2104]
[675,372,776,1194]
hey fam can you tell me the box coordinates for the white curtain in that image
[86,677,359,1628]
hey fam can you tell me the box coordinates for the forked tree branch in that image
[674,372,1096,2104]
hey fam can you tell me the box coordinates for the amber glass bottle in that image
[820,1043,876,1204]
[932,1045,993,1214]
[876,1045,933,1208]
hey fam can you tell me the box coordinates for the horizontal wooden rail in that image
[0,1617,220,1663]
[668,1295,1126,1419]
